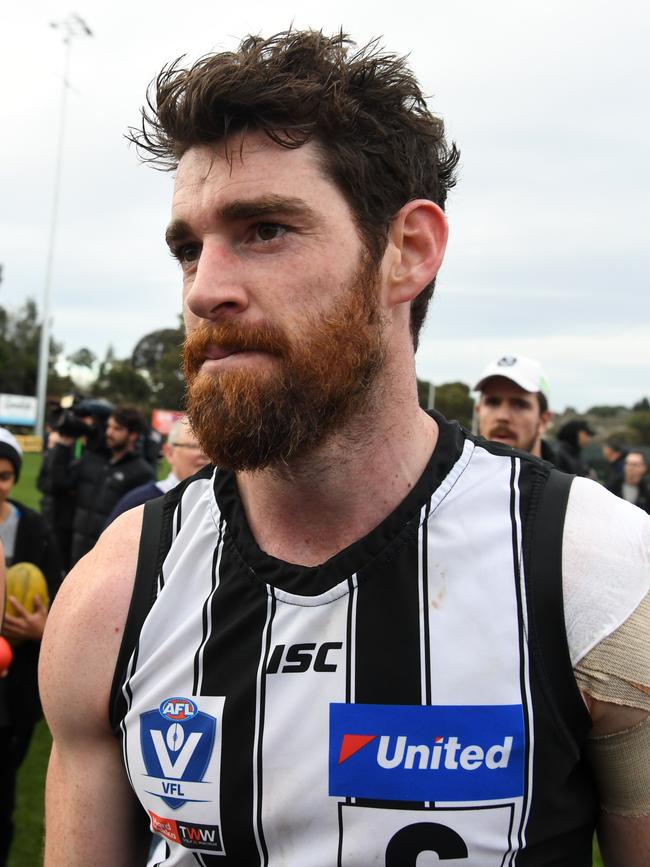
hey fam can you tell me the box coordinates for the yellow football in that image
[5,562,50,645]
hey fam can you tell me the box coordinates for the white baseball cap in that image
[473,354,550,401]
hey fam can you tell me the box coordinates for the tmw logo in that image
[330,704,525,803]
[338,733,513,771]
[148,811,223,853]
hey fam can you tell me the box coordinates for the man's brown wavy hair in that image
[129,30,459,348]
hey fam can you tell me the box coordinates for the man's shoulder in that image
[41,507,145,735]
[563,477,650,663]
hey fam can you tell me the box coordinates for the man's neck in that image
[236,396,438,567]
[110,446,132,463]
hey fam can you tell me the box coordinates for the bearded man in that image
[474,353,556,460]
[41,32,650,867]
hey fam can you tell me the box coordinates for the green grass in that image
[8,720,50,867]
[12,452,43,511]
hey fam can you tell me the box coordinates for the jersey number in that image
[386,822,468,863]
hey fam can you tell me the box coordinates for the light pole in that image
[35,13,92,438]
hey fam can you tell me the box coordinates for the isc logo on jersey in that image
[329,703,525,803]
[140,696,217,810]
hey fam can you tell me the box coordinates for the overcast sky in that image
[1,0,648,411]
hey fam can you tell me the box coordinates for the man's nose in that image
[184,240,249,323]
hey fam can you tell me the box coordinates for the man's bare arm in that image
[40,508,151,866]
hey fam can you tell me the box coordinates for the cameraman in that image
[38,399,113,571]
[39,405,154,567]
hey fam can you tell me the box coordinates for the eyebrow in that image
[165,195,316,247]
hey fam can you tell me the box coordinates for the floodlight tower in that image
[35,13,92,438]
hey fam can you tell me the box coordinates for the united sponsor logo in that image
[141,698,217,809]
[329,703,525,803]
[148,811,223,853]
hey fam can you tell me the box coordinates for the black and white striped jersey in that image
[111,413,596,866]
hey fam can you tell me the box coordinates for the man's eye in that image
[255,223,286,242]
[172,244,201,265]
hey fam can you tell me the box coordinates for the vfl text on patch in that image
[329,703,525,803]
[140,696,217,809]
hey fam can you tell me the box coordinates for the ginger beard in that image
[183,256,386,471]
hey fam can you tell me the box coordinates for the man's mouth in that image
[489,428,516,441]
[204,345,241,361]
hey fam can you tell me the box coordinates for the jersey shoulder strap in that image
[523,465,590,740]
[108,473,202,733]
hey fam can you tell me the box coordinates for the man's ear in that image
[384,199,448,309]
[539,410,553,436]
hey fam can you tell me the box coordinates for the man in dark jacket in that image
[555,419,596,477]
[607,451,650,513]
[602,436,628,489]
[42,406,155,566]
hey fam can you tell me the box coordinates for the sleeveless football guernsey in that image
[111,414,597,865]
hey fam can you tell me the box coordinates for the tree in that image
[633,397,650,412]
[586,404,627,417]
[627,411,650,445]
[432,382,474,429]
[132,322,185,410]
[67,347,97,369]
[93,358,152,405]
[0,299,62,395]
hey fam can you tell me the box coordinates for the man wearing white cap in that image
[474,353,556,461]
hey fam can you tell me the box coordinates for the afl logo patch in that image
[159,696,198,722]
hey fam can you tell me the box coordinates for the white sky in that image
[1,0,648,411]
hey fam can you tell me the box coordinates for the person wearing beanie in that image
[0,428,22,484]
[0,427,61,866]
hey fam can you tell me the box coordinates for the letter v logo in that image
[338,734,377,764]
[150,730,202,778]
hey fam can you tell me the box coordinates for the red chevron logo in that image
[338,734,377,764]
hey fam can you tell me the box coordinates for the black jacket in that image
[70,450,154,563]
[607,477,650,514]
[2,500,62,728]
[40,443,155,565]
[555,441,590,477]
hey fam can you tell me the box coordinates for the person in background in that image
[37,400,113,571]
[105,417,209,525]
[602,435,629,489]
[607,451,650,513]
[555,419,595,477]
[474,353,555,461]
[44,405,155,565]
[0,428,61,867]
